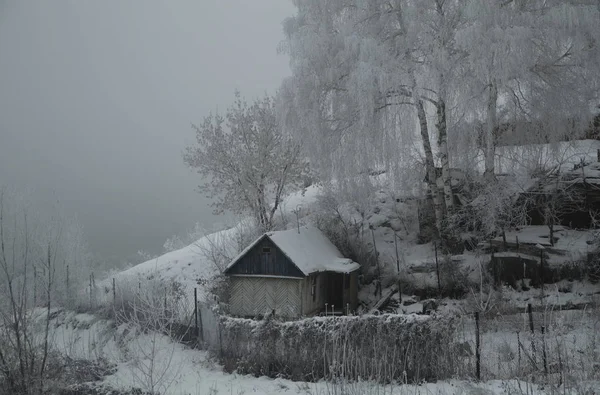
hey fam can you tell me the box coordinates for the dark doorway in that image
[327,273,343,308]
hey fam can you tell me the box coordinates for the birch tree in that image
[281,0,469,239]
[281,0,599,244]
[457,0,600,181]
[184,92,309,231]
[415,0,470,214]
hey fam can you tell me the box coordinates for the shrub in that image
[217,313,465,383]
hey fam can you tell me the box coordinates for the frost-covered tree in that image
[456,0,600,181]
[280,0,471,240]
[184,92,309,231]
[281,0,599,231]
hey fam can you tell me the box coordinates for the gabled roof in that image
[224,226,360,276]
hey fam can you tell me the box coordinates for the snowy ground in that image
[42,308,599,395]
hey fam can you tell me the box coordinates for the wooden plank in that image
[229,277,302,318]
[368,283,398,314]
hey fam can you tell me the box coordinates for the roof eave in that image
[305,265,361,275]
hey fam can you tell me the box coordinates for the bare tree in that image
[184,91,309,231]
[0,187,90,394]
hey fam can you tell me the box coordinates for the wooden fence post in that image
[89,274,93,309]
[475,312,481,381]
[435,242,441,295]
[112,278,116,311]
[33,269,37,307]
[371,227,382,298]
[194,287,199,343]
[90,272,95,309]
[66,264,70,307]
[541,326,548,375]
[198,303,203,344]
[394,233,402,303]
[539,249,545,298]
[517,331,521,371]
[528,303,536,362]
[218,317,224,358]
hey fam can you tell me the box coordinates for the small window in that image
[311,276,317,302]
[262,247,271,253]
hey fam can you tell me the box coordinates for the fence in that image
[81,275,222,351]
[454,302,600,383]
[81,275,600,385]
[213,301,599,384]
[218,313,463,382]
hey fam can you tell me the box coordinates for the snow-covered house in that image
[224,226,360,319]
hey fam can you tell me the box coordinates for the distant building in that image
[224,226,360,319]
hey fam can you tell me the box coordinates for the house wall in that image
[301,272,328,316]
[227,237,305,277]
[229,276,303,318]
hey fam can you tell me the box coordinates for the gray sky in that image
[0,1,293,265]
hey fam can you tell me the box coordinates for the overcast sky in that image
[0,1,294,266]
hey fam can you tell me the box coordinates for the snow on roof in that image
[226,226,360,275]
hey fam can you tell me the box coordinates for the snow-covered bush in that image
[449,176,528,246]
[218,314,465,383]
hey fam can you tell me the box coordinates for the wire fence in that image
[81,275,222,351]
[453,302,600,382]
[82,275,600,384]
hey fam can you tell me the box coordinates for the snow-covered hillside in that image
[95,185,323,306]
[97,225,240,305]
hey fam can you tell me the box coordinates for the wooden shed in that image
[224,226,360,319]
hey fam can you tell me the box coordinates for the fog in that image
[0,1,293,266]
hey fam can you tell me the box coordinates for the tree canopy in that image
[184,92,309,231]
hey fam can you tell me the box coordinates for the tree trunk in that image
[255,182,271,231]
[483,81,498,182]
[436,98,454,214]
[416,99,443,239]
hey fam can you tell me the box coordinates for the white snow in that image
[226,226,361,275]
[42,309,600,395]
[492,225,594,265]
[95,225,243,307]
[277,183,321,215]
